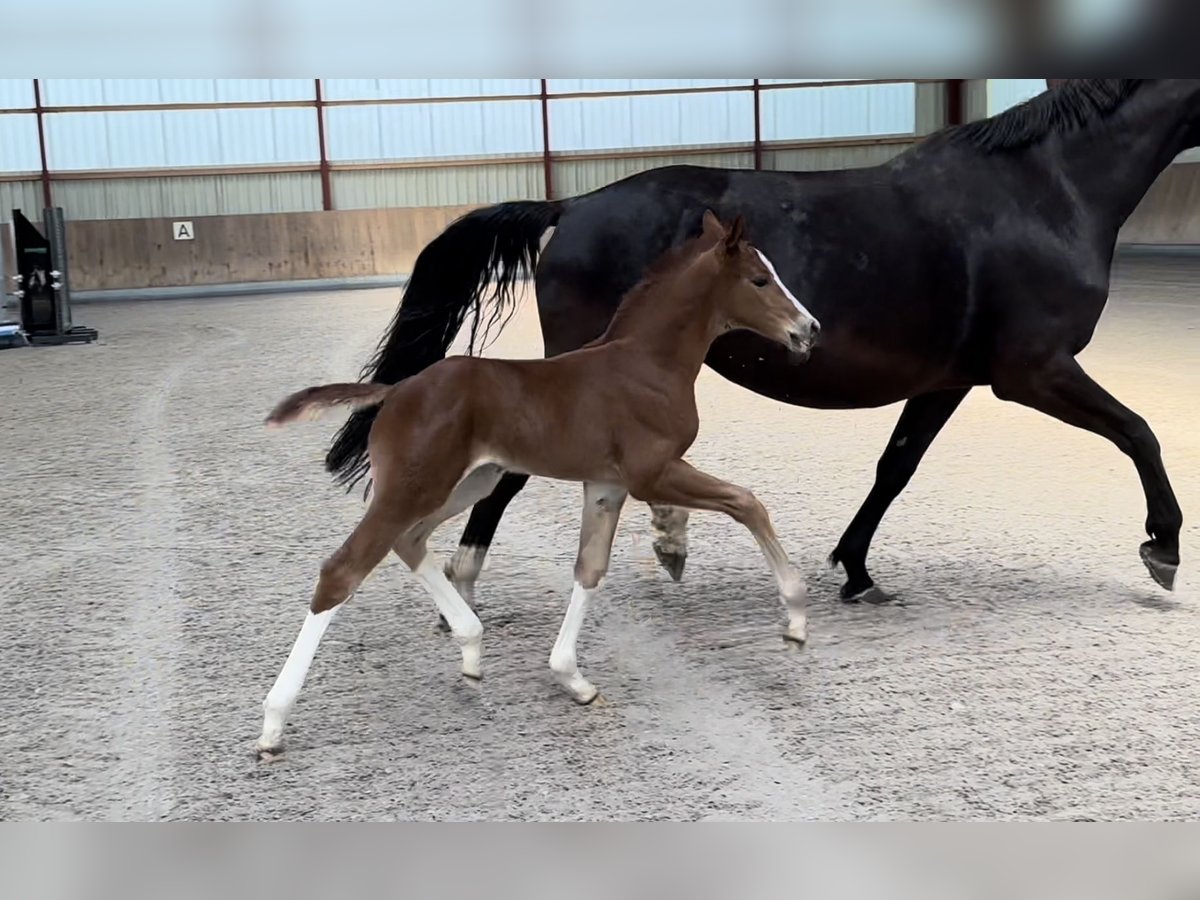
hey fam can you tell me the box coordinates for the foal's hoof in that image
[1140,541,1179,591]
[577,688,605,706]
[254,740,284,762]
[654,547,687,582]
[783,626,808,647]
[841,583,894,605]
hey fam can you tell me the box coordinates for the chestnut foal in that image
[255,211,820,757]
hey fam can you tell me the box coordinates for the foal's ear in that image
[723,215,746,253]
[701,208,723,238]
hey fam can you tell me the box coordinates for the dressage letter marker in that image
[172,221,194,241]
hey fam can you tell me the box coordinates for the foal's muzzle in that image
[786,319,821,360]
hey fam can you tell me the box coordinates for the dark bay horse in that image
[328,79,1197,605]
[257,213,818,756]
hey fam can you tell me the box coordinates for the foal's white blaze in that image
[257,607,337,754]
[754,248,818,324]
[550,582,599,704]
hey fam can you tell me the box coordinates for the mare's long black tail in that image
[325,200,563,488]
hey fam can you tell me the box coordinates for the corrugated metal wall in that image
[0,78,935,222]
[51,173,322,220]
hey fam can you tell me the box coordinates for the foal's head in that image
[697,210,821,358]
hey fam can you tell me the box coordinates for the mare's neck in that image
[599,260,722,381]
[1046,83,1200,239]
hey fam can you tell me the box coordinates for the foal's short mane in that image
[593,228,718,341]
[936,78,1143,152]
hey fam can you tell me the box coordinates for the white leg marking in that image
[549,581,600,704]
[754,247,819,324]
[257,608,336,754]
[414,556,484,678]
[778,565,809,645]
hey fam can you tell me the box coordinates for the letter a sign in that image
[172,221,195,241]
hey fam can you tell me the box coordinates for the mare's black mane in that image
[936,78,1142,152]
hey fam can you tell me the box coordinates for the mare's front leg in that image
[632,460,807,645]
[549,482,628,704]
[993,354,1182,590]
[830,388,969,604]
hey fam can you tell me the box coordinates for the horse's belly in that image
[704,333,949,410]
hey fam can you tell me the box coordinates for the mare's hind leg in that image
[830,388,969,604]
[256,504,405,758]
[994,355,1182,590]
[442,472,528,628]
[550,482,627,704]
[632,460,808,645]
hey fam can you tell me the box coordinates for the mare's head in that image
[697,209,821,359]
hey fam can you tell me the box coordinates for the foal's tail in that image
[325,199,565,489]
[267,383,394,428]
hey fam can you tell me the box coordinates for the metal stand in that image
[11,207,98,346]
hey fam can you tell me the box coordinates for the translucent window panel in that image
[0,114,41,172]
[547,79,749,94]
[45,107,317,170]
[41,79,107,106]
[162,108,318,166]
[213,108,319,164]
[41,79,313,106]
[321,79,539,101]
[987,79,1047,115]
[46,113,121,169]
[213,79,315,102]
[326,100,541,161]
[549,91,754,152]
[761,83,915,142]
[0,80,35,109]
[759,79,870,85]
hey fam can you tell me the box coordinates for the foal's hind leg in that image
[404,464,506,674]
[633,460,807,645]
[256,504,404,757]
[397,532,487,680]
[549,482,627,704]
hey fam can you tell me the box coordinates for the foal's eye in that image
[751,276,769,288]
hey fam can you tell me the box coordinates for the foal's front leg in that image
[633,460,807,644]
[549,482,628,703]
[650,504,690,582]
[256,504,402,758]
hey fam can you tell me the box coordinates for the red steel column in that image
[539,78,553,200]
[33,79,52,208]
[946,79,966,126]
[314,79,333,211]
[752,79,763,170]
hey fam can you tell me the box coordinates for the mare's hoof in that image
[1140,541,1179,591]
[841,584,894,605]
[654,547,687,582]
[578,690,606,707]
